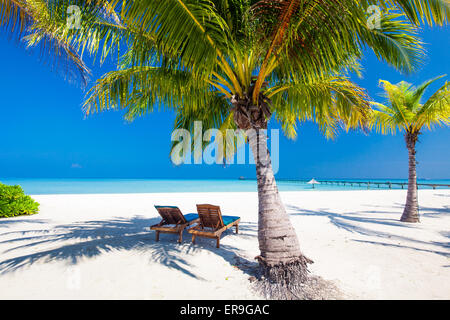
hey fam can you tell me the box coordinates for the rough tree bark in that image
[230,84,312,297]
[247,128,312,286]
[400,131,420,223]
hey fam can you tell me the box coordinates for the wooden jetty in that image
[277,179,450,190]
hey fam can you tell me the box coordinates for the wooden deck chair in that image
[188,204,240,248]
[150,206,199,243]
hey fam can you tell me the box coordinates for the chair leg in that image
[216,237,220,248]
[192,234,196,244]
[155,231,160,242]
[178,231,183,243]
[235,224,239,234]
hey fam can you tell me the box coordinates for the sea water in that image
[1,178,449,195]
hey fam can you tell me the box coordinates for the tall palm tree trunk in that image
[401,131,420,222]
[247,129,311,285]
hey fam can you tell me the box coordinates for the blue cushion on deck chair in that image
[222,216,240,226]
[183,213,199,222]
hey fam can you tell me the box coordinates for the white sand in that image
[0,189,448,299]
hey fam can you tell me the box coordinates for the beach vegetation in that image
[0,183,40,218]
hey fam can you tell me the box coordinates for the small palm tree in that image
[370,76,450,222]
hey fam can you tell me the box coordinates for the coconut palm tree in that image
[77,1,424,294]
[1,0,448,297]
[370,76,450,222]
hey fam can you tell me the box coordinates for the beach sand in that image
[0,189,448,299]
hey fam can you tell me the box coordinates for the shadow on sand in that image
[0,216,259,279]
[286,204,450,258]
[2,203,448,279]
[434,193,450,198]
[420,205,450,218]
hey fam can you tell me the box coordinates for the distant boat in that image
[239,176,246,180]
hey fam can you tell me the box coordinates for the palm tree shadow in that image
[434,194,450,198]
[419,205,450,218]
[0,216,258,279]
[286,204,412,234]
[353,240,449,257]
[0,219,50,227]
[385,202,450,219]
[286,205,450,257]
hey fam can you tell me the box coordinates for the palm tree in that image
[1,0,448,297]
[78,1,423,294]
[370,76,450,222]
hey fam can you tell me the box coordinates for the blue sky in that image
[0,26,449,180]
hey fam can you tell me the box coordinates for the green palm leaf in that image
[370,75,450,134]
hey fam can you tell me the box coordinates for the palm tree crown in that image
[371,76,450,136]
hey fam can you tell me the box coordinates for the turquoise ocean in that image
[1,178,449,195]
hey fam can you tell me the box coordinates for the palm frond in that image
[0,0,33,37]
[270,74,371,139]
[172,94,238,164]
[0,0,98,85]
[83,65,218,120]
[117,0,230,76]
[415,80,450,130]
[410,74,446,106]
[358,11,424,74]
[389,0,450,26]
[369,102,402,134]
[371,76,449,135]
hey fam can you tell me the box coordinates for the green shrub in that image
[0,183,39,218]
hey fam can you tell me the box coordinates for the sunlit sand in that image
[0,189,448,299]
